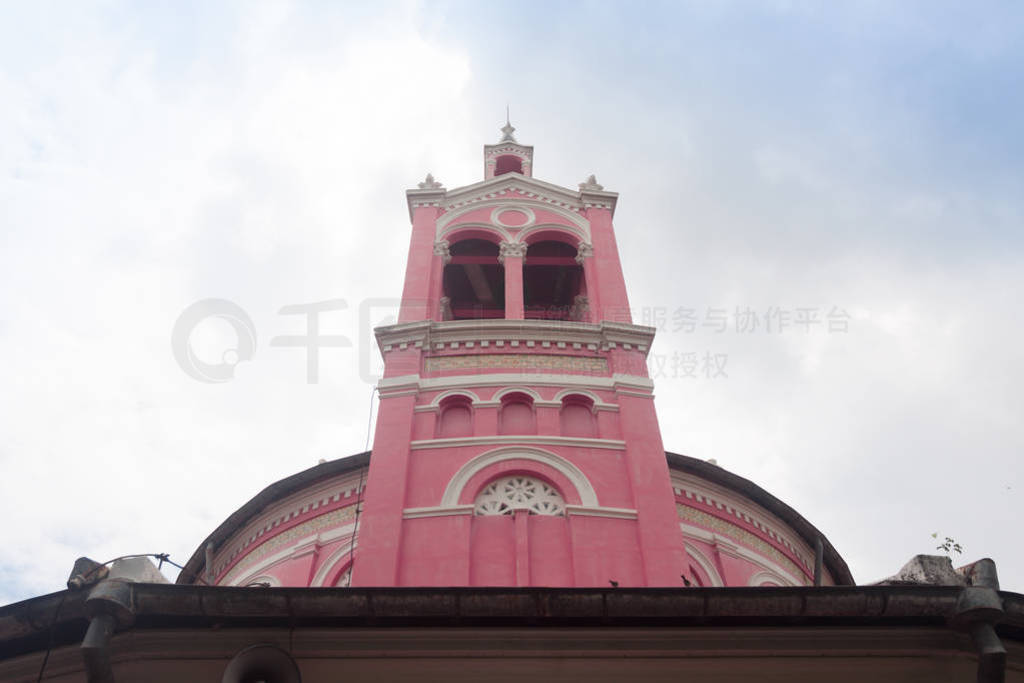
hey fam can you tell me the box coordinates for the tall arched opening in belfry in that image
[442,238,505,319]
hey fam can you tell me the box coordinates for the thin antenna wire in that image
[364,385,378,453]
[35,592,67,682]
[346,385,377,584]
[506,103,510,125]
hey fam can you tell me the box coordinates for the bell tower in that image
[352,123,687,587]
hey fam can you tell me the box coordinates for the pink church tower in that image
[177,124,850,592]
[352,121,688,587]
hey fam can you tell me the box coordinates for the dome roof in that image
[177,450,853,587]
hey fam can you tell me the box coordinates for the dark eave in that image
[175,452,370,585]
[2,584,1023,661]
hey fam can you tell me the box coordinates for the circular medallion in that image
[491,206,536,229]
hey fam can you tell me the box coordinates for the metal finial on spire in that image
[500,105,517,143]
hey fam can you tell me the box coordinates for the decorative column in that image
[431,240,451,320]
[575,242,596,322]
[499,242,527,319]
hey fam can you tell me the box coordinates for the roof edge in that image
[665,451,854,586]
[176,451,370,585]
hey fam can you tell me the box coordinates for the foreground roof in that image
[2,584,1022,681]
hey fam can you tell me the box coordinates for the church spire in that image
[485,112,532,179]
[499,105,517,142]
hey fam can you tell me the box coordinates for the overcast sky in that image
[1,1,1021,604]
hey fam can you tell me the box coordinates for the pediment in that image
[407,173,617,221]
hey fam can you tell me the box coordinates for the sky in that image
[1,0,1022,604]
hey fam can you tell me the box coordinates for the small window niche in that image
[498,392,536,435]
[437,395,473,438]
[559,394,596,437]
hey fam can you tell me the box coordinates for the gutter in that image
[4,584,1022,678]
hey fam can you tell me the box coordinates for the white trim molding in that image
[244,574,282,588]
[514,222,588,247]
[491,386,542,403]
[684,542,725,588]
[670,472,813,572]
[490,205,536,229]
[403,503,635,520]
[378,372,654,398]
[436,182,592,230]
[222,523,357,587]
[564,505,637,520]
[310,539,358,587]
[747,569,793,587]
[403,504,475,519]
[440,222,515,245]
[552,388,619,411]
[440,446,599,508]
[681,522,806,587]
[410,435,626,451]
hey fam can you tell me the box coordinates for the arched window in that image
[474,475,566,516]
[523,240,585,321]
[494,155,523,176]
[498,392,535,435]
[469,471,574,586]
[437,395,473,438]
[443,239,505,320]
[559,394,596,437]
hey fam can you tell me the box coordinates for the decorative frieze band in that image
[671,476,812,572]
[375,320,656,358]
[212,473,366,580]
[218,505,359,584]
[424,353,608,374]
[678,507,809,584]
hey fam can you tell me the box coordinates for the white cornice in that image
[374,319,656,356]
